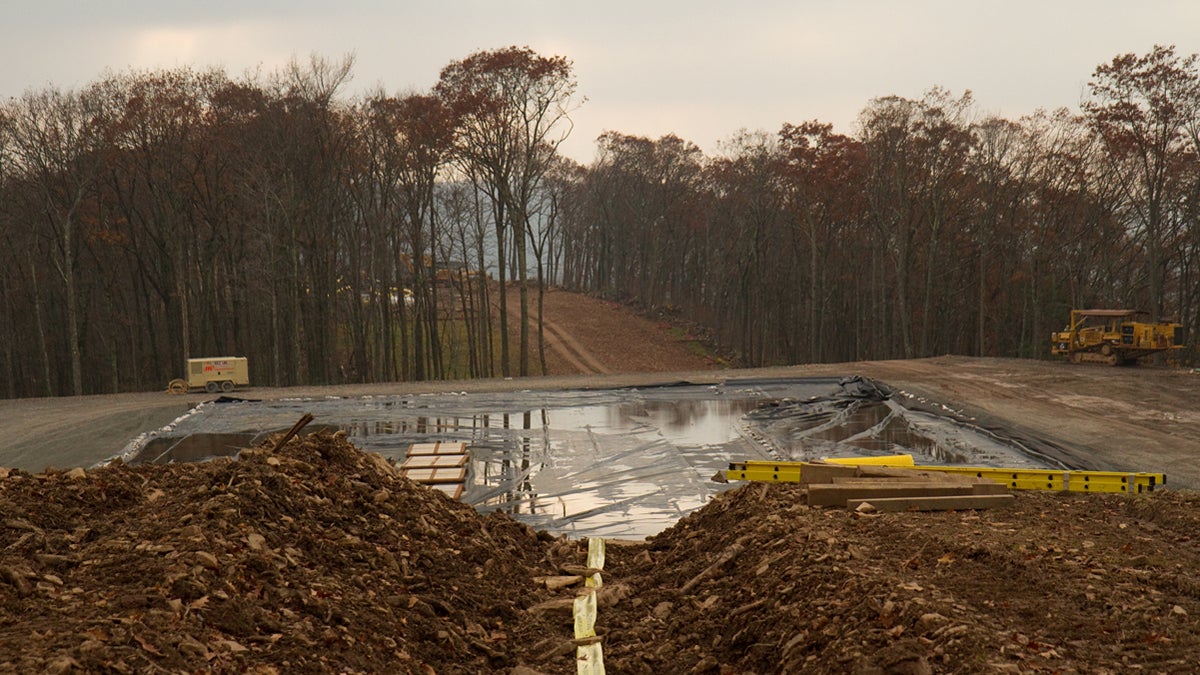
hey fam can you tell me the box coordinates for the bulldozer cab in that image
[1071,309,1131,338]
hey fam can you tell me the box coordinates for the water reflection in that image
[616,399,765,446]
[345,417,468,437]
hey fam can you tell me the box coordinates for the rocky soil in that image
[4,431,1200,673]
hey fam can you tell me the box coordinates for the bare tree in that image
[0,113,20,397]
[779,121,865,362]
[527,157,581,373]
[1085,45,1200,321]
[437,46,580,376]
[5,86,110,395]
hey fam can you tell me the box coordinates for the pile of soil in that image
[602,484,1200,673]
[0,432,569,673]
[4,432,1200,673]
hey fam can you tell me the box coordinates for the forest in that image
[1,45,1198,398]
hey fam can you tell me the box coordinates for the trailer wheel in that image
[167,379,188,395]
[205,381,219,394]
[221,380,235,393]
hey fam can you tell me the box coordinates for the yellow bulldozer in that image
[1051,309,1183,365]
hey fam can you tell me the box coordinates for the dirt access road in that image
[1,288,1198,488]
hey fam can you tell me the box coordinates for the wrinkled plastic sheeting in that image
[118,376,1062,539]
[744,376,1060,469]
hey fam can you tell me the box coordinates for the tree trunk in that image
[474,200,494,377]
[427,189,443,379]
[29,263,54,397]
[516,210,530,377]
[64,267,83,396]
[495,201,510,377]
[977,247,986,356]
[289,225,303,385]
[807,215,819,362]
[895,228,915,359]
[0,274,16,399]
[536,250,547,375]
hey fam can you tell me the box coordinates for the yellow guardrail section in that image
[824,454,915,467]
[726,459,1165,494]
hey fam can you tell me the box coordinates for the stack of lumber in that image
[800,461,1014,512]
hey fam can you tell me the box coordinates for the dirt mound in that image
[601,483,1200,673]
[0,432,568,674]
[5,431,1200,673]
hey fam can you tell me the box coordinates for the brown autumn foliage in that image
[2,46,1199,399]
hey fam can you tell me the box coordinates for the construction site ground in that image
[2,287,1200,672]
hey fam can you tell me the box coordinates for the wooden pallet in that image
[402,442,469,499]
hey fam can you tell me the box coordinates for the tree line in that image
[561,46,1200,366]
[0,49,577,398]
[1,45,1197,398]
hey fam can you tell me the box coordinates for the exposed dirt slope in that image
[501,285,719,376]
[4,433,1200,673]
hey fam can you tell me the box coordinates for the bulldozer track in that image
[539,317,613,375]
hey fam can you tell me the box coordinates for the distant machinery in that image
[1051,309,1182,365]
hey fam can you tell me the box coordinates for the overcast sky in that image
[4,1,1199,163]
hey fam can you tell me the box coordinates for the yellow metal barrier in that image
[726,458,1165,494]
[825,454,915,467]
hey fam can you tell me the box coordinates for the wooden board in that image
[407,441,468,456]
[808,483,988,507]
[854,466,985,483]
[846,494,1016,512]
[796,462,979,485]
[797,463,860,485]
[400,466,468,484]
[401,454,468,469]
[830,475,985,485]
[821,480,1007,494]
[830,477,1006,493]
